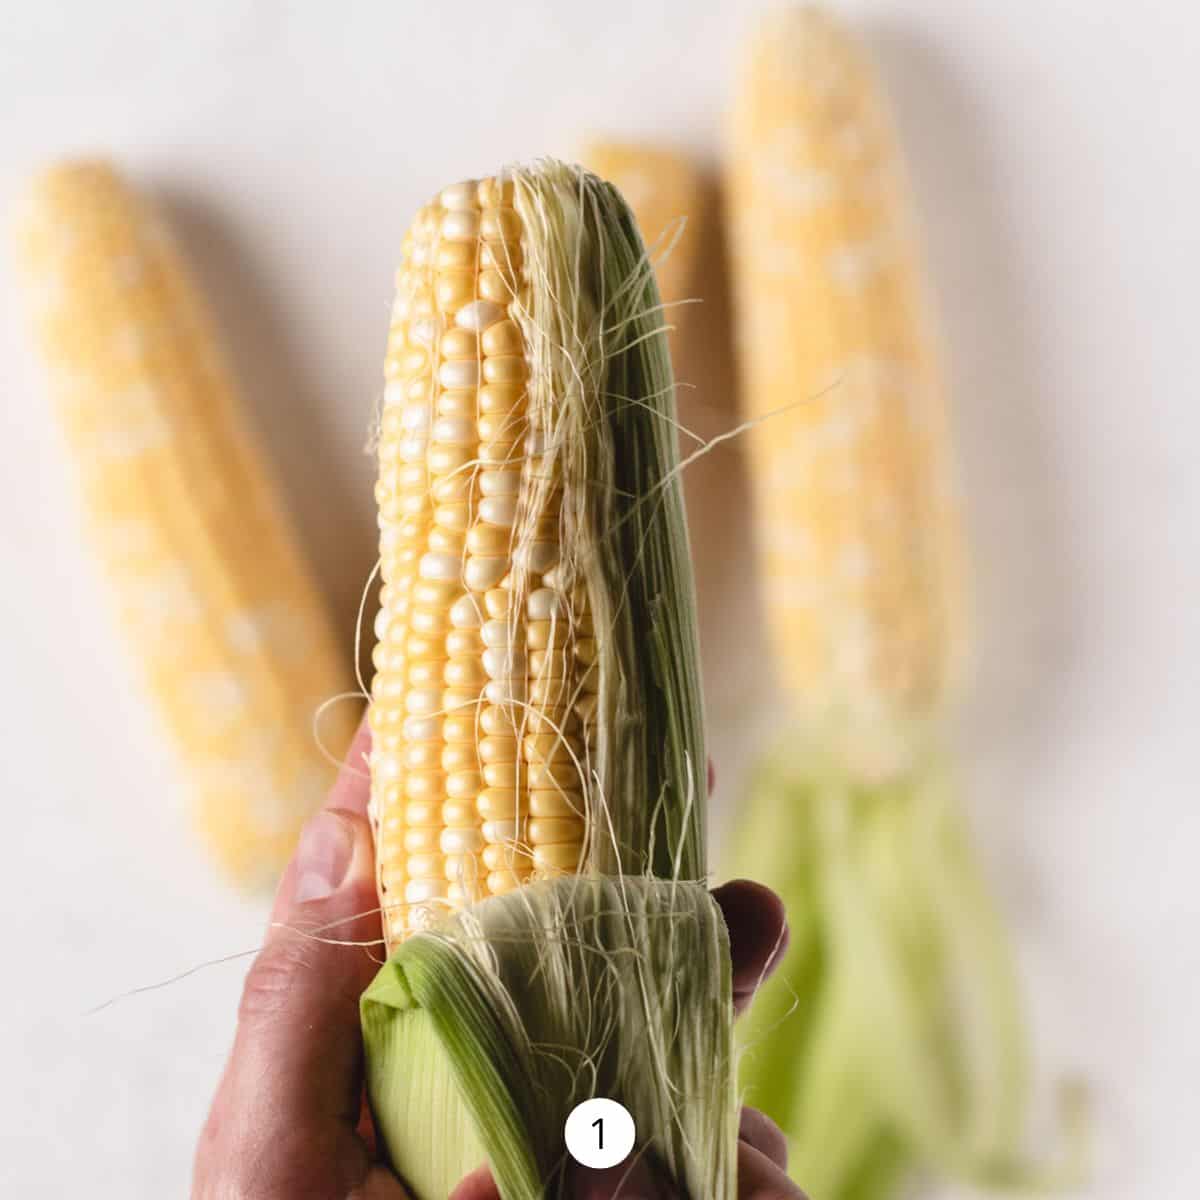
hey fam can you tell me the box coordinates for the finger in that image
[711,880,789,1015]
[245,808,382,1123]
[196,806,384,1196]
[450,1152,676,1200]
[736,1139,808,1199]
[571,1161,676,1200]
[738,1107,789,1171]
[360,1165,416,1199]
[555,1143,679,1199]
[327,713,372,815]
[448,1165,499,1200]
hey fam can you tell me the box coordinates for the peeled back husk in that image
[730,738,1091,1200]
[363,877,735,1199]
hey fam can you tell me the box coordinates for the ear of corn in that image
[725,10,1046,1200]
[15,162,358,888]
[361,161,736,1200]
[727,7,967,781]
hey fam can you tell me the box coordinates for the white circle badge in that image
[564,1097,636,1169]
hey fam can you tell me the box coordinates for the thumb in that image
[238,806,382,1127]
[450,1151,675,1199]
[567,1153,677,1198]
[197,806,387,1197]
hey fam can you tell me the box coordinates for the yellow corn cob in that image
[727,7,968,775]
[724,14,1039,1200]
[361,162,736,1200]
[16,162,358,888]
[369,176,596,942]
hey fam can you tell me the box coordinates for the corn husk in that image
[730,745,1031,1199]
[364,878,734,1199]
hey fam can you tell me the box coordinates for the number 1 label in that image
[564,1098,635,1169]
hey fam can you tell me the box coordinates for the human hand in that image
[194,721,406,1199]
[193,723,802,1199]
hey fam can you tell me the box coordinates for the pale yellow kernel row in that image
[369,177,600,946]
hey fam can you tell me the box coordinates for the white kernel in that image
[403,716,441,741]
[450,594,483,628]
[446,872,483,900]
[409,316,440,346]
[419,552,461,582]
[432,415,475,445]
[399,435,427,463]
[440,827,484,855]
[405,687,442,716]
[479,495,517,527]
[479,442,520,467]
[465,555,508,591]
[384,380,407,408]
[480,469,520,497]
[438,360,480,390]
[401,403,431,430]
[527,588,565,620]
[482,820,522,844]
[447,880,483,905]
[376,646,405,674]
[406,853,441,879]
[372,752,402,781]
[441,210,480,241]
[374,607,392,640]
[405,878,449,903]
[481,619,517,648]
[485,678,526,705]
[440,180,479,211]
[483,647,526,678]
[456,299,505,331]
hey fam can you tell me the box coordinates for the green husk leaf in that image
[730,734,1042,1199]
[363,878,737,1200]
[513,159,707,883]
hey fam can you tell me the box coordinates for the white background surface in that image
[1,1,1196,1195]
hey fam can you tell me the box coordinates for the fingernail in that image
[292,811,356,904]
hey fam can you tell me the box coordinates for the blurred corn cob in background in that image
[727,5,969,772]
[15,162,358,889]
[725,8,1036,1198]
